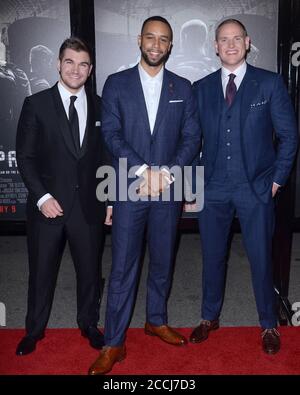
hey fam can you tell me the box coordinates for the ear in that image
[245,36,250,51]
[57,59,61,73]
[214,40,219,55]
[137,34,142,48]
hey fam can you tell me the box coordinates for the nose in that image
[153,37,160,49]
[72,64,80,73]
[228,39,235,48]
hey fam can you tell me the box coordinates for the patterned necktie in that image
[69,96,80,154]
[225,73,237,107]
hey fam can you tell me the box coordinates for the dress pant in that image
[198,181,277,329]
[25,192,104,337]
[104,200,182,346]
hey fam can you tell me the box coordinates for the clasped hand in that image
[138,168,171,197]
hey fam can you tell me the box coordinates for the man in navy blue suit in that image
[89,16,200,375]
[188,19,298,354]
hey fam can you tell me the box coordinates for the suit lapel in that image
[152,69,171,137]
[240,64,260,130]
[131,65,151,134]
[80,90,94,158]
[209,69,223,140]
[51,84,78,159]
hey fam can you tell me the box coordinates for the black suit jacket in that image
[16,84,108,225]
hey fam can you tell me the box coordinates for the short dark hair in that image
[59,37,92,63]
[141,16,173,42]
[215,19,248,40]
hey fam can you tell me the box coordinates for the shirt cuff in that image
[161,168,175,184]
[135,164,149,177]
[37,193,52,210]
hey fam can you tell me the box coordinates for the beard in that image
[140,47,170,67]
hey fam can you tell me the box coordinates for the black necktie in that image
[225,73,237,107]
[69,96,80,154]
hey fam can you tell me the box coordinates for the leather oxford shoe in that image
[81,326,105,350]
[190,319,219,343]
[144,322,187,346]
[261,328,280,354]
[88,345,126,375]
[16,334,44,356]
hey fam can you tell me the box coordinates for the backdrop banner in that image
[0,0,69,220]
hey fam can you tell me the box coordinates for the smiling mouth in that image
[148,50,162,56]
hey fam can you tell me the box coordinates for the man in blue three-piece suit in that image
[189,19,298,354]
[89,16,201,375]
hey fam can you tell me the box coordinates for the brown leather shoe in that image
[189,319,219,343]
[88,345,126,375]
[261,328,280,355]
[144,322,187,346]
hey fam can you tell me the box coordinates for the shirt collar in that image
[221,61,247,81]
[138,63,164,84]
[57,81,85,102]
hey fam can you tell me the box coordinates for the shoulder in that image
[247,64,281,84]
[21,86,54,111]
[193,69,220,89]
[105,66,136,84]
[26,86,53,102]
[165,69,191,88]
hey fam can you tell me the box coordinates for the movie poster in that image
[94,0,279,218]
[94,0,278,93]
[0,0,69,220]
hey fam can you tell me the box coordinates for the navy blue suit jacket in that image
[193,64,298,202]
[101,65,201,199]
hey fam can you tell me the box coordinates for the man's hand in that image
[104,206,113,226]
[183,202,198,212]
[272,183,280,198]
[40,198,63,218]
[137,177,151,196]
[138,169,170,197]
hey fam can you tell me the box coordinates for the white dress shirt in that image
[58,82,87,146]
[221,61,247,97]
[135,64,164,177]
[37,82,88,209]
[138,63,163,133]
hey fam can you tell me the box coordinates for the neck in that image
[59,79,83,94]
[222,60,245,73]
[140,60,163,77]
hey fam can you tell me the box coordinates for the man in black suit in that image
[16,37,111,355]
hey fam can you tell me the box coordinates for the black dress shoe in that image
[16,334,44,356]
[190,319,219,343]
[261,328,280,354]
[81,326,105,349]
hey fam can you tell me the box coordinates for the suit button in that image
[227,156,231,160]
[227,129,231,133]
[226,142,231,146]
[75,185,79,189]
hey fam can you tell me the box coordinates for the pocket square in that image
[169,99,183,103]
[95,121,101,126]
[250,100,268,108]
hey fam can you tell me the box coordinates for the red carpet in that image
[0,327,300,375]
